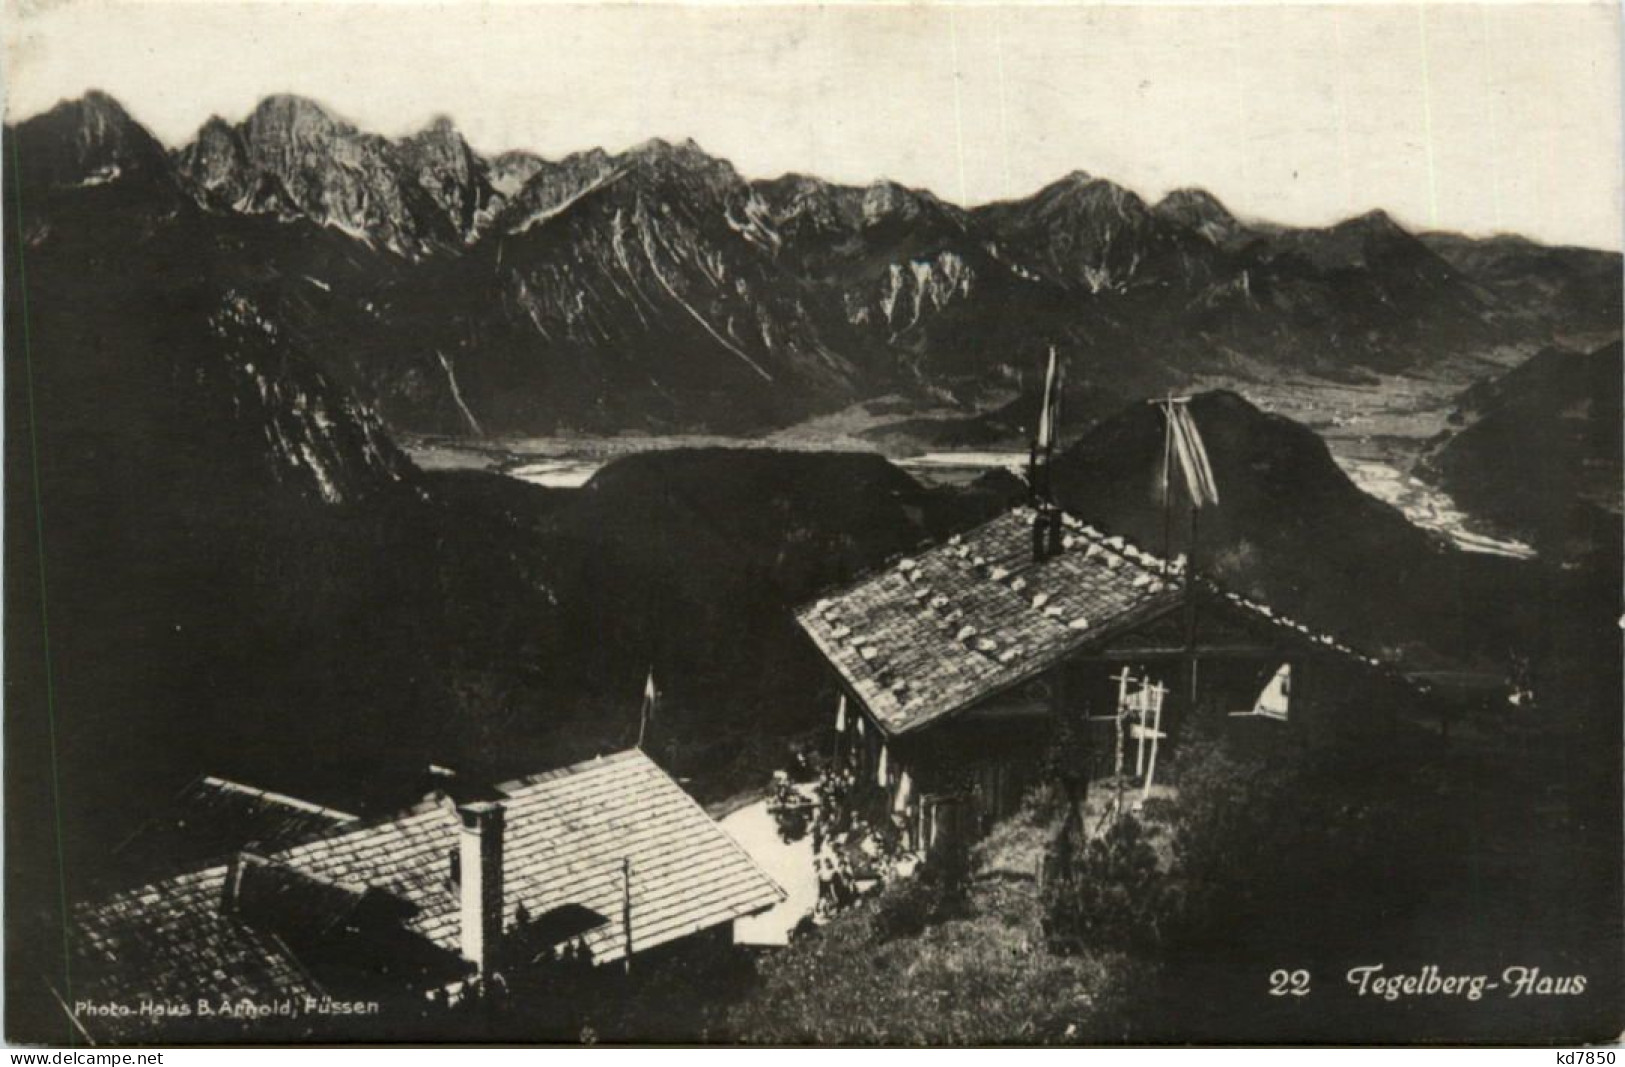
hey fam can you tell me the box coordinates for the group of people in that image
[806,756,918,918]
[812,836,857,914]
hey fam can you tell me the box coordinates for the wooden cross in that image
[1137,682,1169,800]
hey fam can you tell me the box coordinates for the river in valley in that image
[402,431,1532,558]
[1334,457,1535,559]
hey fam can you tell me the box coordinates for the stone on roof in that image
[796,508,1185,736]
[796,505,1412,735]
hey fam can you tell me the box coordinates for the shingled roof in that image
[268,748,783,966]
[796,505,1409,736]
[112,776,359,872]
[63,862,326,1044]
[63,749,783,1040]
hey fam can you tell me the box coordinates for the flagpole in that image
[1161,395,1175,575]
[1186,499,1200,709]
[637,668,655,750]
[1048,356,1065,558]
[1149,397,1215,713]
[622,857,634,974]
[1032,347,1062,561]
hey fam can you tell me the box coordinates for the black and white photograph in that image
[3,0,1621,1047]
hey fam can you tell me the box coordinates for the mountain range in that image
[9,91,1620,437]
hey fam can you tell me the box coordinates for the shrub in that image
[1042,812,1173,953]
[873,844,972,941]
[724,892,1150,1044]
[1154,734,1411,950]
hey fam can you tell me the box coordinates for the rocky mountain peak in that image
[614,137,742,204]
[860,180,956,228]
[1156,186,1227,212]
[750,173,866,238]
[623,136,720,174]
[10,89,173,190]
[419,114,460,140]
[236,95,371,187]
[70,89,139,129]
[171,93,486,253]
[1338,208,1406,238]
[488,150,548,197]
[248,93,344,132]
[491,147,624,235]
[1270,207,1427,273]
[862,180,912,220]
[399,115,479,171]
[1154,187,1245,244]
[194,114,238,142]
[1056,173,1144,212]
[176,116,246,180]
[172,114,304,218]
[239,95,358,169]
[629,135,703,155]
[400,115,465,157]
[994,171,1153,235]
[397,114,493,230]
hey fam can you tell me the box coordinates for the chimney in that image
[456,800,506,976]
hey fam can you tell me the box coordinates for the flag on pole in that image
[1166,403,1220,507]
[642,668,659,715]
[834,694,847,734]
[1255,663,1291,720]
[1036,346,1063,454]
[637,668,659,749]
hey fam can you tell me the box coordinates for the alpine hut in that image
[795,354,1425,852]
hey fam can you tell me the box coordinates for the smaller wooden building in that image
[796,505,1424,853]
[55,750,783,1044]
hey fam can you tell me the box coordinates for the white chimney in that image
[456,800,505,976]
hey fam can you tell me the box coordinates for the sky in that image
[4,0,1621,249]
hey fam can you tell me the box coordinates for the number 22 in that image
[1269,969,1311,996]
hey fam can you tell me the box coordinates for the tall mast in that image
[1152,395,1209,708]
[1029,346,1061,504]
[1161,395,1175,575]
[1030,347,1064,562]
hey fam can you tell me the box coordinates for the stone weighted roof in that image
[797,505,1413,736]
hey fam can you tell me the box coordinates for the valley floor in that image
[402,362,1537,556]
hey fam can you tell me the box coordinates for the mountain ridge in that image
[22,90,1621,254]
[10,89,1619,436]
